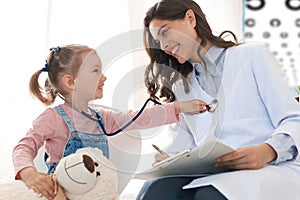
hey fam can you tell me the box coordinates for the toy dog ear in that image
[82,154,95,173]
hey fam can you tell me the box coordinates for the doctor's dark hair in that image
[29,45,94,106]
[143,0,239,102]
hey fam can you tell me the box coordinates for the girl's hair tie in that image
[42,61,50,72]
[49,46,60,53]
[43,46,60,72]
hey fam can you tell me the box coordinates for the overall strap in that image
[54,105,76,134]
[45,106,76,173]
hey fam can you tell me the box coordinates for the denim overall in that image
[45,105,109,174]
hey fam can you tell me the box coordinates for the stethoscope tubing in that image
[97,98,217,136]
[96,98,162,136]
[57,92,217,137]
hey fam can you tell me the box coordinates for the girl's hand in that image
[53,184,67,200]
[215,143,277,170]
[52,176,67,200]
[174,99,207,114]
[20,167,56,200]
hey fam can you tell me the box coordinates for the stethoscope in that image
[57,93,218,136]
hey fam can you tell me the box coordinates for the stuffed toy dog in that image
[0,148,118,200]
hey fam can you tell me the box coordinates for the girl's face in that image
[73,51,106,102]
[149,9,201,64]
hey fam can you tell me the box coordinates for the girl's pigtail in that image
[29,69,55,106]
[44,78,57,105]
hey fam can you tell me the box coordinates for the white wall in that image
[0,0,49,181]
[199,0,244,40]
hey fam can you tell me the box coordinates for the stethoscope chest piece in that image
[205,99,218,113]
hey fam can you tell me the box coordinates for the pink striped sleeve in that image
[12,108,62,179]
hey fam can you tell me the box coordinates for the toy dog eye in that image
[94,162,98,167]
[96,171,101,176]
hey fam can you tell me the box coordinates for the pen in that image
[152,144,169,156]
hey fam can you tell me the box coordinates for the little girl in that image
[12,44,207,199]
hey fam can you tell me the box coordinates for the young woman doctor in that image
[136,0,300,199]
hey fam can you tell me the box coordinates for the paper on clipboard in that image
[133,140,234,180]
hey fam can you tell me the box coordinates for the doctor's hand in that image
[214,143,277,170]
[152,153,169,166]
[152,152,180,166]
[174,99,207,114]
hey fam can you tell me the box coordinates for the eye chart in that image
[243,0,300,87]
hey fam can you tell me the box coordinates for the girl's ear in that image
[185,9,196,28]
[62,74,75,90]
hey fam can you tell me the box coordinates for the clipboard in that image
[134,140,234,180]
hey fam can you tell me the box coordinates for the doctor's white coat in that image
[165,42,300,200]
